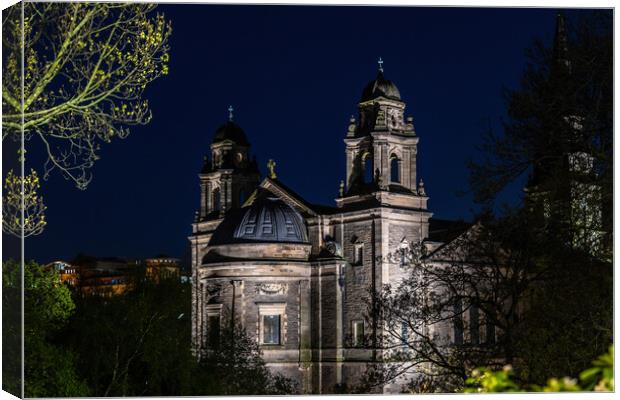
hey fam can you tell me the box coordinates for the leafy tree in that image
[469,12,611,256]
[2,260,89,397]
[356,208,611,393]
[2,169,47,237]
[2,260,22,397]
[464,345,613,393]
[355,209,549,393]
[2,2,171,237]
[512,238,612,384]
[468,11,612,214]
[62,268,193,396]
[466,10,612,386]
[193,322,296,395]
[62,267,294,396]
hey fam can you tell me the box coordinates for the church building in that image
[189,62,467,393]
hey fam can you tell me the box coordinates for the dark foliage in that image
[58,266,295,396]
[193,323,297,395]
[3,260,89,397]
[469,11,612,213]
[60,269,194,396]
[466,10,613,385]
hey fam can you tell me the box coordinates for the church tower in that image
[334,60,432,278]
[344,59,420,197]
[313,61,433,392]
[525,14,605,257]
[198,106,260,220]
[190,108,260,355]
[339,59,426,213]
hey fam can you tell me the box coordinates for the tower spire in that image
[228,105,234,121]
[377,57,384,73]
[552,13,571,74]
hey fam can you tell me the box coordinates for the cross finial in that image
[267,159,277,179]
[378,57,384,73]
[228,105,234,121]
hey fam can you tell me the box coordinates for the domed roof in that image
[209,190,308,246]
[360,71,401,102]
[213,121,250,146]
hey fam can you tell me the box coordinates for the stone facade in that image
[188,66,462,394]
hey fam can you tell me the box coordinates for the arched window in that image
[453,298,464,345]
[213,188,221,212]
[469,305,480,345]
[363,152,373,184]
[390,155,400,183]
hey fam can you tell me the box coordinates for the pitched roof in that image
[258,177,332,216]
[427,218,472,243]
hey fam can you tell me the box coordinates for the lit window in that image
[262,315,281,345]
[352,320,365,346]
[258,303,285,346]
[354,243,364,265]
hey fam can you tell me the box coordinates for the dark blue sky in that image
[6,6,579,263]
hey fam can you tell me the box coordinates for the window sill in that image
[260,343,285,349]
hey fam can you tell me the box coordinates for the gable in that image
[423,222,483,263]
[242,177,319,217]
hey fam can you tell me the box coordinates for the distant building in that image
[48,255,186,296]
[46,260,80,286]
[71,255,139,296]
[145,255,182,283]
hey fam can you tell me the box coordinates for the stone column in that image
[402,150,411,190]
[206,182,213,214]
[409,146,417,191]
[199,181,207,218]
[381,144,389,189]
[346,147,356,191]
[299,279,312,393]
[335,262,345,388]
[230,280,244,328]
[373,142,389,190]
[226,177,233,212]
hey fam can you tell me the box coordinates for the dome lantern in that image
[359,59,401,103]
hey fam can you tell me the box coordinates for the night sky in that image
[4,5,580,264]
